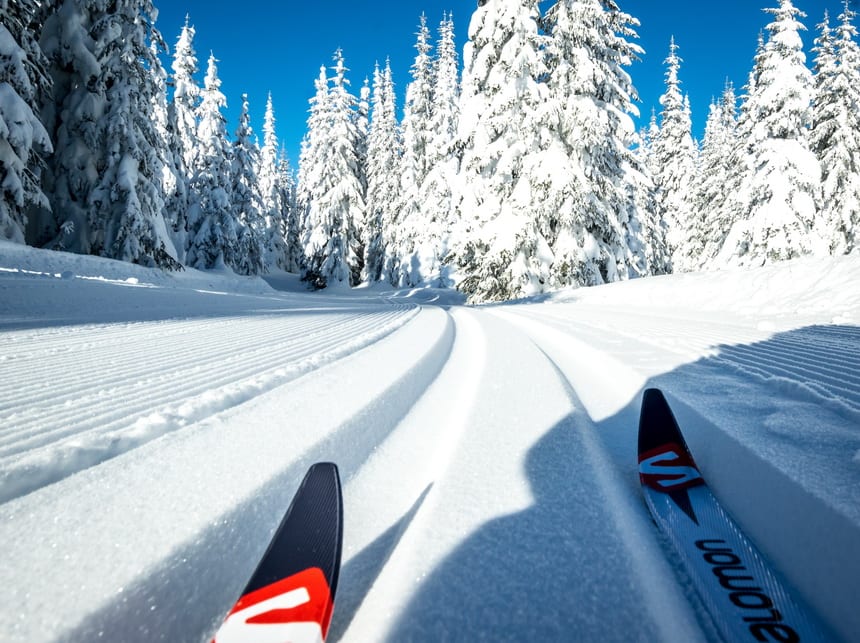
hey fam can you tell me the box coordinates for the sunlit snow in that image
[0,240,858,642]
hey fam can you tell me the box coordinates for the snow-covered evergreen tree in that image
[39,0,102,253]
[169,17,200,183]
[296,65,328,271]
[543,0,649,288]
[687,97,726,271]
[633,111,671,276]
[0,0,52,243]
[92,0,180,268]
[258,93,289,269]
[354,75,370,278]
[277,149,301,272]
[364,61,402,283]
[356,76,370,186]
[165,16,200,258]
[812,6,860,254]
[694,84,739,268]
[428,13,460,167]
[652,37,697,270]
[636,110,660,185]
[299,52,365,288]
[186,53,237,271]
[718,34,766,267]
[414,12,461,287]
[451,0,553,302]
[230,94,265,275]
[720,0,823,266]
[150,39,186,262]
[40,0,179,267]
[390,14,437,287]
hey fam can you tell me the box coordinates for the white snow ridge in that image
[1,242,859,642]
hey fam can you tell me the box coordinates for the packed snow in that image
[1,240,858,642]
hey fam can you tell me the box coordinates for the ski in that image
[213,462,344,643]
[638,388,828,642]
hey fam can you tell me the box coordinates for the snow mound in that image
[0,239,276,295]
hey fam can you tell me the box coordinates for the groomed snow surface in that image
[1,239,858,642]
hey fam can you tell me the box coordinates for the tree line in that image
[1,1,296,275]
[645,0,859,273]
[1,0,857,303]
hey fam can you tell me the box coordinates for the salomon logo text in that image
[696,540,800,642]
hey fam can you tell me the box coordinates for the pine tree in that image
[653,37,697,271]
[543,0,649,288]
[0,0,52,244]
[638,110,660,177]
[415,12,461,287]
[356,76,370,184]
[391,14,437,287]
[354,75,370,277]
[94,0,180,267]
[39,0,102,253]
[695,83,739,268]
[720,0,822,266]
[230,94,265,275]
[364,61,402,283]
[452,0,553,302]
[258,93,289,270]
[812,6,860,254]
[688,94,728,270]
[404,14,435,187]
[633,111,671,275]
[150,39,186,262]
[40,0,179,267]
[718,33,765,267]
[169,17,200,183]
[299,51,365,288]
[186,53,237,271]
[428,13,460,165]
[277,149,300,272]
[296,65,329,278]
[166,16,200,257]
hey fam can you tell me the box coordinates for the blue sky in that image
[155,0,852,164]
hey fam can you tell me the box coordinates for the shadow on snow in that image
[384,324,860,641]
[56,324,860,641]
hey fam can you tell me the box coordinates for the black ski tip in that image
[639,389,704,515]
[300,462,344,597]
[639,388,688,457]
[243,461,344,599]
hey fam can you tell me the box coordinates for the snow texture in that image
[0,240,858,642]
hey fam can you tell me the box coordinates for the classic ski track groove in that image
[481,308,707,643]
[725,331,860,380]
[0,305,453,643]
[331,308,486,642]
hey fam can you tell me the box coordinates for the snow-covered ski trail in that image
[0,302,451,643]
[338,309,704,642]
[0,297,417,503]
[1,247,858,643]
[491,303,860,641]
